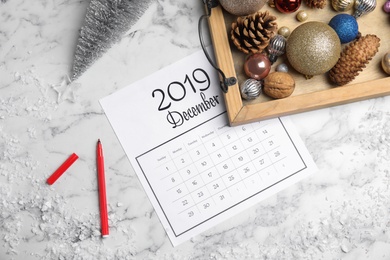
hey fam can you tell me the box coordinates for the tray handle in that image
[199,0,237,93]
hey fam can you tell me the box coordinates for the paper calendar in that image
[100,49,317,246]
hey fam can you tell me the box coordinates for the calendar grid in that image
[136,117,308,237]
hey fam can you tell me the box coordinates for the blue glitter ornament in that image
[328,14,359,44]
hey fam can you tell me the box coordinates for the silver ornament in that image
[331,0,354,12]
[267,35,287,64]
[276,63,289,73]
[353,0,376,18]
[240,79,262,100]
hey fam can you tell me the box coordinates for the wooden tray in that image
[206,3,390,126]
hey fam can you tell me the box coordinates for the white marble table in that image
[1,0,389,259]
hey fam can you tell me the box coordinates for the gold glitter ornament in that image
[381,52,390,75]
[286,21,341,77]
[331,0,354,12]
[219,0,267,16]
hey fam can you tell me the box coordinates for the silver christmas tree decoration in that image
[71,0,154,80]
[353,0,376,18]
[267,34,286,64]
[240,79,262,100]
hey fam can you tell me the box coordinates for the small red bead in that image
[275,0,301,13]
[244,53,271,80]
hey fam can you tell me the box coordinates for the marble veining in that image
[1,0,389,259]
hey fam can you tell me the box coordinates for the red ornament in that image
[244,53,271,80]
[275,0,301,13]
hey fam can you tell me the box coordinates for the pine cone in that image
[329,34,380,86]
[231,11,278,54]
[305,0,326,8]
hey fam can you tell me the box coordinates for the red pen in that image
[97,139,109,237]
[47,153,78,185]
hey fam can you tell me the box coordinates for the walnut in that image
[263,72,295,99]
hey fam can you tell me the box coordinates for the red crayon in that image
[46,153,78,185]
[97,139,109,237]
